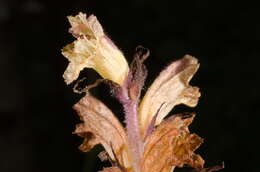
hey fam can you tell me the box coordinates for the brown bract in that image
[73,95,204,172]
[73,95,132,170]
[141,114,204,172]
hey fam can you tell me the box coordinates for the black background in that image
[0,0,259,172]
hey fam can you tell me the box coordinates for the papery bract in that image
[74,95,132,170]
[141,113,204,172]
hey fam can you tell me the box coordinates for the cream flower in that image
[62,12,129,85]
[138,55,201,136]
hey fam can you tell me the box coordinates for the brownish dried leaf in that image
[141,114,204,172]
[139,55,200,136]
[73,95,131,169]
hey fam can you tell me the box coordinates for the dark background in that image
[0,0,259,172]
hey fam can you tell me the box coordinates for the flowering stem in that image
[121,87,143,172]
[113,46,148,172]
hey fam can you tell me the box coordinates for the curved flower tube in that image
[62,13,129,85]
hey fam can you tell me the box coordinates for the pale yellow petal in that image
[62,12,129,85]
[92,36,129,85]
[67,12,103,38]
[62,39,96,84]
[138,55,200,136]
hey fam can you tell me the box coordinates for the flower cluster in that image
[62,12,223,172]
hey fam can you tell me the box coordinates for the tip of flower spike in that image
[62,12,129,86]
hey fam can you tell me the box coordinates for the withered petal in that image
[62,13,129,85]
[171,133,204,168]
[127,46,149,101]
[68,12,103,39]
[138,55,200,136]
[141,114,204,172]
[73,95,131,169]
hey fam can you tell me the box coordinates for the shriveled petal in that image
[73,95,131,169]
[171,133,204,168]
[62,13,129,85]
[138,55,200,136]
[141,114,204,172]
[68,12,103,38]
[62,39,96,84]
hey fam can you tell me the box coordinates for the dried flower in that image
[62,12,129,85]
[138,55,201,136]
[62,12,223,172]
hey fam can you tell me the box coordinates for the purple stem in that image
[121,88,143,172]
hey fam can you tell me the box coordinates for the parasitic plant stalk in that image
[61,12,224,172]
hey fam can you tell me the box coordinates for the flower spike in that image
[62,12,223,172]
